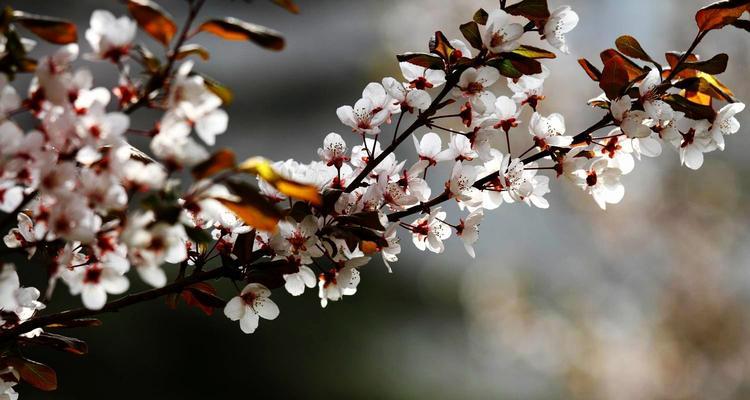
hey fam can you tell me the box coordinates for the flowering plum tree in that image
[0,0,748,396]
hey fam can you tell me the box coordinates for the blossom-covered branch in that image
[0,0,748,397]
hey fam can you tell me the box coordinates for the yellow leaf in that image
[237,157,322,206]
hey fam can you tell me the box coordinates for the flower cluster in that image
[0,0,747,396]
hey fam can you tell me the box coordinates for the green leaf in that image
[505,0,551,20]
[459,21,483,50]
[197,17,285,51]
[184,225,213,244]
[473,8,489,25]
[487,54,542,79]
[200,73,233,105]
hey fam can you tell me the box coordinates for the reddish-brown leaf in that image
[396,53,445,70]
[44,318,102,329]
[181,283,226,316]
[6,358,58,391]
[217,180,282,232]
[191,148,236,180]
[24,333,88,356]
[12,11,77,44]
[600,49,644,80]
[578,58,602,81]
[127,0,177,46]
[599,58,630,100]
[696,0,750,31]
[197,18,285,51]
[271,0,300,14]
[678,53,729,75]
[663,94,717,121]
[615,35,654,63]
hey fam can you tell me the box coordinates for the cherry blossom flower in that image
[410,208,452,253]
[573,158,625,210]
[481,9,524,53]
[282,261,317,297]
[0,374,18,400]
[271,216,323,263]
[498,157,550,208]
[710,102,745,150]
[381,224,401,273]
[508,66,549,110]
[529,112,572,149]
[596,129,635,174]
[164,62,229,146]
[336,96,390,135]
[0,264,45,325]
[543,6,579,54]
[121,211,189,288]
[413,132,443,166]
[669,118,714,170]
[438,134,478,162]
[457,210,483,258]
[85,10,137,62]
[449,161,479,202]
[0,74,20,117]
[224,283,279,334]
[399,62,446,90]
[62,257,129,310]
[382,77,431,113]
[611,97,652,139]
[452,67,501,113]
[492,96,520,132]
[0,181,22,213]
[318,264,362,308]
[318,132,349,168]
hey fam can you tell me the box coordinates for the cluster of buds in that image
[0,0,748,396]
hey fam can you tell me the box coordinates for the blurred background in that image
[5,0,750,398]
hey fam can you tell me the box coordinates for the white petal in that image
[252,297,279,320]
[223,296,245,321]
[239,310,260,333]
